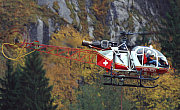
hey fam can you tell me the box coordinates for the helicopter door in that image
[114,51,129,70]
[136,48,144,65]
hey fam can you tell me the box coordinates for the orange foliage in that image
[124,72,180,109]
[77,0,88,33]
[44,58,79,109]
[92,0,110,22]
[43,25,100,109]
[50,25,85,48]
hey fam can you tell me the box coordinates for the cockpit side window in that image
[137,48,143,54]
[136,48,143,65]
[158,57,169,68]
[154,50,169,68]
[135,47,169,68]
[144,48,157,67]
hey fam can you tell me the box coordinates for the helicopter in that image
[82,32,169,74]
[2,31,169,88]
[81,31,169,88]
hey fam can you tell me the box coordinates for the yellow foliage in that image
[43,25,100,109]
[50,25,84,48]
[92,0,110,18]
[124,72,180,109]
[1,42,27,71]
[151,41,162,52]
[77,0,88,33]
[0,0,62,42]
[52,1,60,14]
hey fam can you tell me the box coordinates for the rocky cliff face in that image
[33,0,170,45]
[106,0,170,45]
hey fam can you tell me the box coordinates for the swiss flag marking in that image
[97,54,112,69]
[103,60,108,66]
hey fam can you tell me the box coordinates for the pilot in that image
[146,50,161,66]
[147,55,156,65]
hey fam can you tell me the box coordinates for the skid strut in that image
[103,71,159,88]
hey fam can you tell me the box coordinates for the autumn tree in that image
[43,26,84,109]
[123,72,180,109]
[43,25,100,109]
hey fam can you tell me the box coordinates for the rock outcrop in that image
[32,0,170,45]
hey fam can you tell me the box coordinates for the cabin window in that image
[136,48,143,65]
[144,49,157,67]
[137,48,143,54]
[158,57,169,68]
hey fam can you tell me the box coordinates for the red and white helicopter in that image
[81,32,169,88]
[3,31,169,88]
[83,39,169,74]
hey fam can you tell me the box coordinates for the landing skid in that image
[103,74,159,88]
[103,74,159,80]
[103,83,158,88]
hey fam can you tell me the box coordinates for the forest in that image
[0,0,180,110]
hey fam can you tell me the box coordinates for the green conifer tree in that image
[0,60,21,110]
[69,75,133,110]
[18,51,57,110]
[161,0,180,71]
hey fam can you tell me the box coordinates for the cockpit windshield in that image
[133,46,169,68]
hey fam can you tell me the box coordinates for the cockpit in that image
[132,46,169,68]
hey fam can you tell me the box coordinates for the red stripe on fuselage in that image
[136,66,168,74]
[115,63,128,70]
